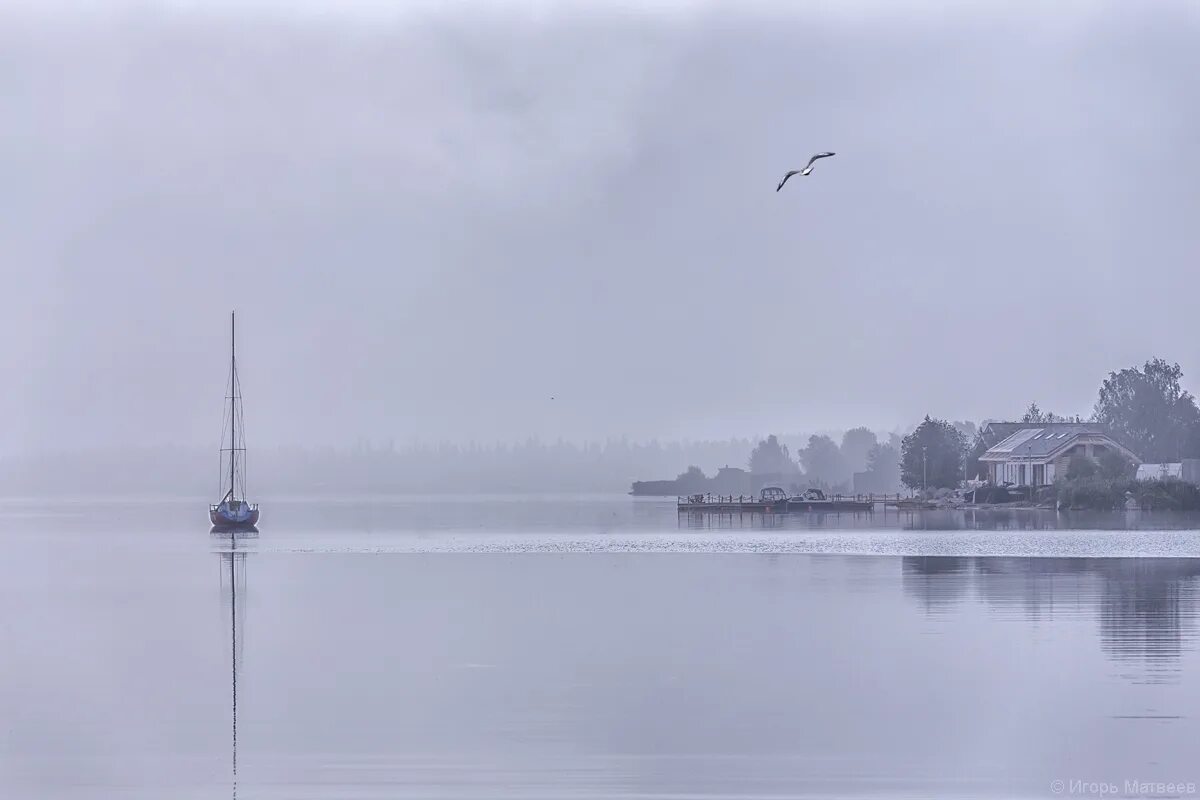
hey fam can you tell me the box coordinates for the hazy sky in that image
[4,0,1199,452]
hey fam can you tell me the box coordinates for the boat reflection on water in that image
[215,532,253,800]
[211,521,259,535]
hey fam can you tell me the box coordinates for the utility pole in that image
[1027,439,1035,502]
[922,446,928,494]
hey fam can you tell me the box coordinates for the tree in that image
[964,433,990,482]
[864,442,901,492]
[800,434,850,486]
[1021,402,1070,424]
[951,420,978,442]
[1093,358,1200,462]
[748,435,797,475]
[1097,448,1132,480]
[951,422,980,479]
[900,416,967,490]
[840,427,878,473]
[1065,454,1097,480]
[674,465,708,492]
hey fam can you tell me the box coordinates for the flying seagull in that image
[776,152,836,191]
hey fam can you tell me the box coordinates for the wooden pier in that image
[677,491,910,514]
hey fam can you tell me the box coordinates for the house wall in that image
[1052,447,1080,481]
[990,458,1054,486]
[1053,454,1071,479]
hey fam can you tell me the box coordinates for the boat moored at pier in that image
[678,486,876,514]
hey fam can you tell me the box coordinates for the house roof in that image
[977,422,1025,447]
[980,424,1138,462]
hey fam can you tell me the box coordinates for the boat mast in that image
[229,311,237,502]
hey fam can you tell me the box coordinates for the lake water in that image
[5,495,1200,799]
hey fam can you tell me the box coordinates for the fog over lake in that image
[6,2,1200,798]
[5,0,1200,454]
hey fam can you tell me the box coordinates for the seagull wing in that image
[776,170,800,191]
[802,151,837,172]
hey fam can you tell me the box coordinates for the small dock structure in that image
[677,487,905,515]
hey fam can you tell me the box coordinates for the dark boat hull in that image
[209,507,260,530]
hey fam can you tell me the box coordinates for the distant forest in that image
[6,358,1196,497]
[0,436,852,496]
[661,423,978,496]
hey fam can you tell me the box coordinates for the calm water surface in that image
[4,495,1200,799]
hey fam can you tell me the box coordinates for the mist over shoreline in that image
[0,431,893,496]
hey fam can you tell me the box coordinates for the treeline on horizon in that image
[606,356,1200,497]
[667,427,927,496]
[5,357,1194,498]
[0,436,841,496]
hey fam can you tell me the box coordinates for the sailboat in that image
[210,311,260,531]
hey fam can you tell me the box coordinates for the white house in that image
[979,424,1140,487]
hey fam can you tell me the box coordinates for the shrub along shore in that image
[1052,478,1200,511]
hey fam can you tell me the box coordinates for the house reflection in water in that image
[902,556,1200,682]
